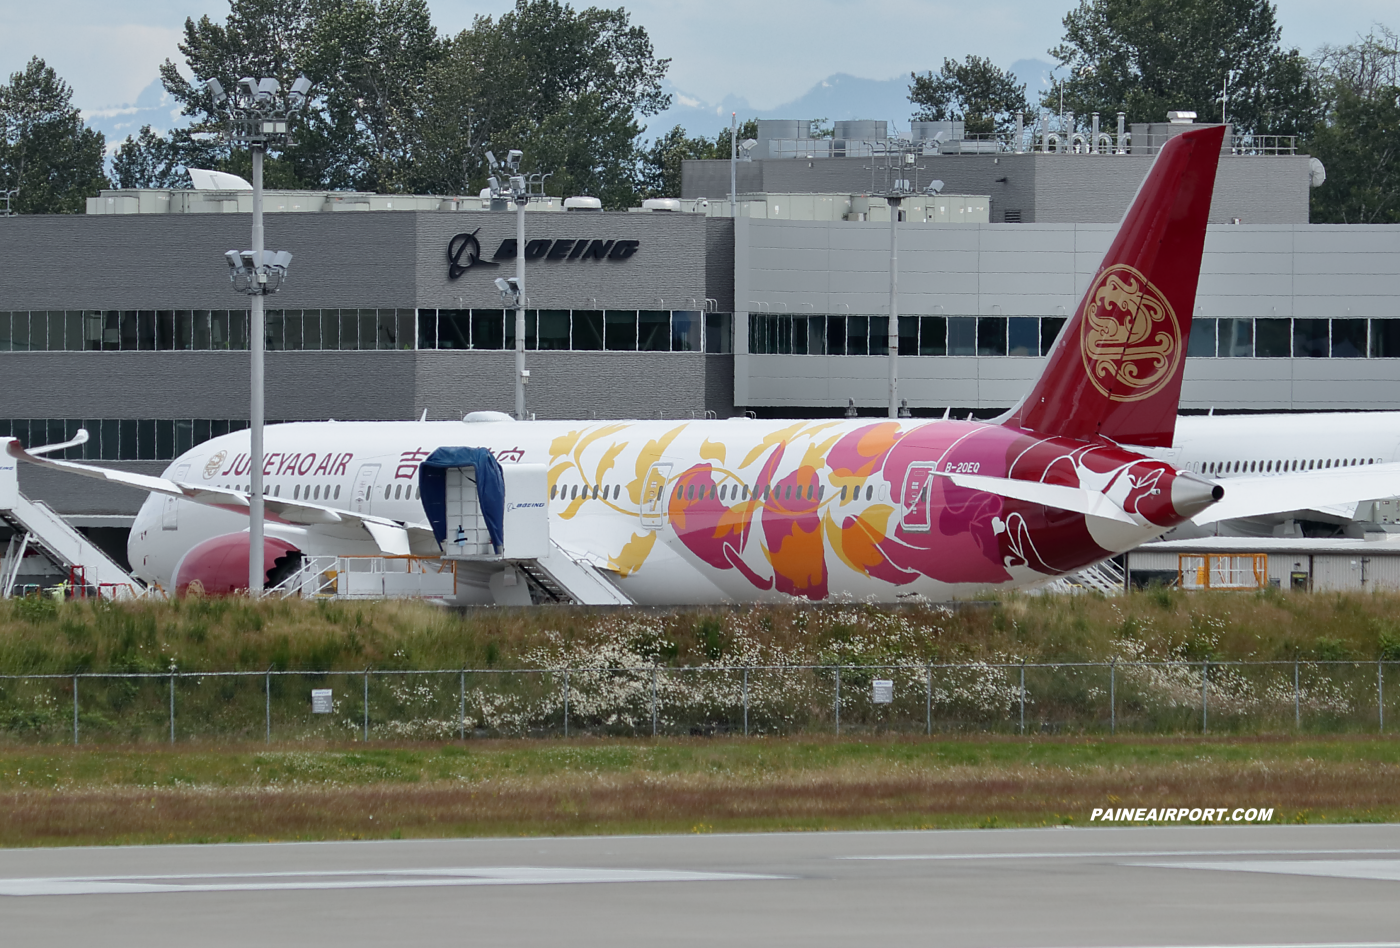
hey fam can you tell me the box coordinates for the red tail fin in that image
[1006,124,1226,448]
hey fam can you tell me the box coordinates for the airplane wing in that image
[5,439,432,556]
[1192,463,1400,526]
[932,471,1139,524]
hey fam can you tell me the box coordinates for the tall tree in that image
[638,119,757,198]
[149,0,439,191]
[410,0,670,207]
[0,57,107,213]
[1309,26,1400,223]
[1047,0,1318,136]
[908,56,1030,135]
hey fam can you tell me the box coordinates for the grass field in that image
[1,735,1397,847]
[3,588,1400,675]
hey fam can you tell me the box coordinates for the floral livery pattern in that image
[666,420,1186,600]
[545,419,1187,601]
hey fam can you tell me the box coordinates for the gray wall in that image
[0,351,418,420]
[0,209,730,312]
[0,213,417,309]
[413,351,733,421]
[742,222,1400,320]
[737,221,1400,410]
[683,154,1312,225]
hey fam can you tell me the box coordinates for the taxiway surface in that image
[2,824,1398,947]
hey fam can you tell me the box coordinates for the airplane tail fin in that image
[1005,124,1225,448]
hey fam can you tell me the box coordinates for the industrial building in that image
[1,115,1399,581]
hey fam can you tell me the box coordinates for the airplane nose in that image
[1171,472,1224,520]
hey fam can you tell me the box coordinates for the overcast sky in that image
[2,0,1394,117]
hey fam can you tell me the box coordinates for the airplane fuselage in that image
[128,415,1214,604]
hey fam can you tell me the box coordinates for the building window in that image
[1371,319,1400,357]
[605,310,637,350]
[1187,318,1217,357]
[1293,318,1329,358]
[920,316,947,356]
[573,311,604,350]
[1218,317,1253,357]
[538,310,571,350]
[1331,318,1367,358]
[1007,317,1037,356]
[704,312,732,353]
[1255,318,1291,357]
[948,317,976,356]
[638,310,670,351]
[977,317,1007,356]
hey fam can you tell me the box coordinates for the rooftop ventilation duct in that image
[1167,110,1197,124]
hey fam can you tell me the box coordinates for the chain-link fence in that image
[0,661,1394,745]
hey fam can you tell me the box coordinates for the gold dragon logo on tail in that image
[1079,264,1182,402]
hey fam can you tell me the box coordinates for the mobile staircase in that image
[1,439,145,599]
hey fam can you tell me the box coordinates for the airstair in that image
[269,450,634,605]
[1,446,144,599]
[1039,558,1127,597]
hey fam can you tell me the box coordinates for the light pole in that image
[886,193,901,418]
[485,150,529,419]
[207,74,311,595]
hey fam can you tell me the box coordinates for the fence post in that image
[72,675,78,746]
[563,669,570,738]
[1019,661,1026,735]
[459,669,466,741]
[742,667,749,737]
[651,665,658,737]
[169,673,175,744]
[1202,660,1209,734]
[1110,658,1116,735]
[265,669,271,744]
[835,666,841,736]
[926,665,932,736]
[1380,661,1385,734]
[1294,660,1300,729]
[363,670,369,742]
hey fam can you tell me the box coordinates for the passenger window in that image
[294,485,300,499]
[742,485,750,500]
[334,485,341,499]
[866,485,873,501]
[570,484,578,499]
[550,484,557,499]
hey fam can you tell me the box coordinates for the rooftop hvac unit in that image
[564,196,602,211]
[834,120,887,141]
[641,198,681,212]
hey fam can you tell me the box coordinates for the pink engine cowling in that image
[170,532,302,596]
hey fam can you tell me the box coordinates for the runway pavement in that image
[2,824,1399,947]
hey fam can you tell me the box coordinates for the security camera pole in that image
[208,74,311,595]
[486,150,529,419]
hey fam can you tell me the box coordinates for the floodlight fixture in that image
[206,78,227,105]
[256,77,280,102]
[925,179,945,195]
[506,149,523,171]
[484,150,498,170]
[224,249,245,272]
[494,277,512,294]
[288,75,311,107]
[239,77,258,98]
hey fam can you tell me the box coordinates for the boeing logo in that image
[447,235,640,280]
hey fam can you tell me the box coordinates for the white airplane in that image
[7,124,1399,604]
[1144,412,1400,534]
